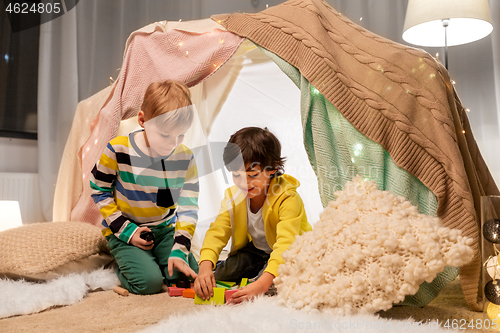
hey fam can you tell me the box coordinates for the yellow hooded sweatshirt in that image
[199,174,312,277]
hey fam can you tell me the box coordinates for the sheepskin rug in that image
[275,176,474,314]
[0,267,118,318]
[136,295,458,333]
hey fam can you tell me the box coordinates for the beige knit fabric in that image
[0,222,107,276]
[213,0,499,311]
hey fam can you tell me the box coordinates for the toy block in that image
[113,286,129,296]
[175,279,191,288]
[225,289,239,302]
[216,281,236,288]
[194,287,225,305]
[182,288,196,298]
[167,287,185,297]
[240,278,248,287]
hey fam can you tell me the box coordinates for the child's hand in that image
[129,227,154,250]
[167,257,198,280]
[193,261,216,300]
[228,272,274,304]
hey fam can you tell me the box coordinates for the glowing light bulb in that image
[487,302,500,322]
[353,143,363,156]
[359,17,363,21]
[486,256,500,279]
[466,108,470,112]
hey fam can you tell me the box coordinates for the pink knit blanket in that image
[71,28,244,226]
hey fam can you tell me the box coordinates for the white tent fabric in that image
[193,40,323,240]
[98,37,323,256]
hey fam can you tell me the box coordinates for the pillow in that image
[275,176,475,314]
[0,221,113,280]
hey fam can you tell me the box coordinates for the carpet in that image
[0,273,491,333]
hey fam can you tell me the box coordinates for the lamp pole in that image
[442,19,449,70]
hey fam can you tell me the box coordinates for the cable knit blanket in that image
[212,0,499,311]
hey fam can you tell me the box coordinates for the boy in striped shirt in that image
[90,80,199,294]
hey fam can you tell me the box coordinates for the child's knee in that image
[128,271,164,295]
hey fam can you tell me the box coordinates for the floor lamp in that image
[402,0,493,70]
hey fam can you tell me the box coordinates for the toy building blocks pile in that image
[167,278,249,305]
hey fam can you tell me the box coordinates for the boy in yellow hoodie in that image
[194,127,312,303]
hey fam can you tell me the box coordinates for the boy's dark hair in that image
[223,127,285,176]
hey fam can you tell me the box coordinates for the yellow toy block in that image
[194,287,225,305]
[240,278,248,287]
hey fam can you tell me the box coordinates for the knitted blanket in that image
[70,22,244,226]
[213,0,499,310]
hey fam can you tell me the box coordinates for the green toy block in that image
[216,281,236,288]
[194,287,225,305]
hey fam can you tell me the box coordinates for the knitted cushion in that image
[0,221,111,280]
[276,177,474,314]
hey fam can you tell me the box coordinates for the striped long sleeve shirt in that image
[90,131,199,262]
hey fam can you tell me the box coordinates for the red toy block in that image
[182,288,196,298]
[225,289,239,303]
[168,287,185,297]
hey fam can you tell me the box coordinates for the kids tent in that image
[53,0,498,311]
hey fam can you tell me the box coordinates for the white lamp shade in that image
[403,0,493,47]
[0,200,22,232]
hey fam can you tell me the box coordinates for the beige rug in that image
[0,278,492,333]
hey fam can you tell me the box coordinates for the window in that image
[0,1,40,140]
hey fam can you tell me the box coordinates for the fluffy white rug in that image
[0,268,118,319]
[136,296,459,333]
